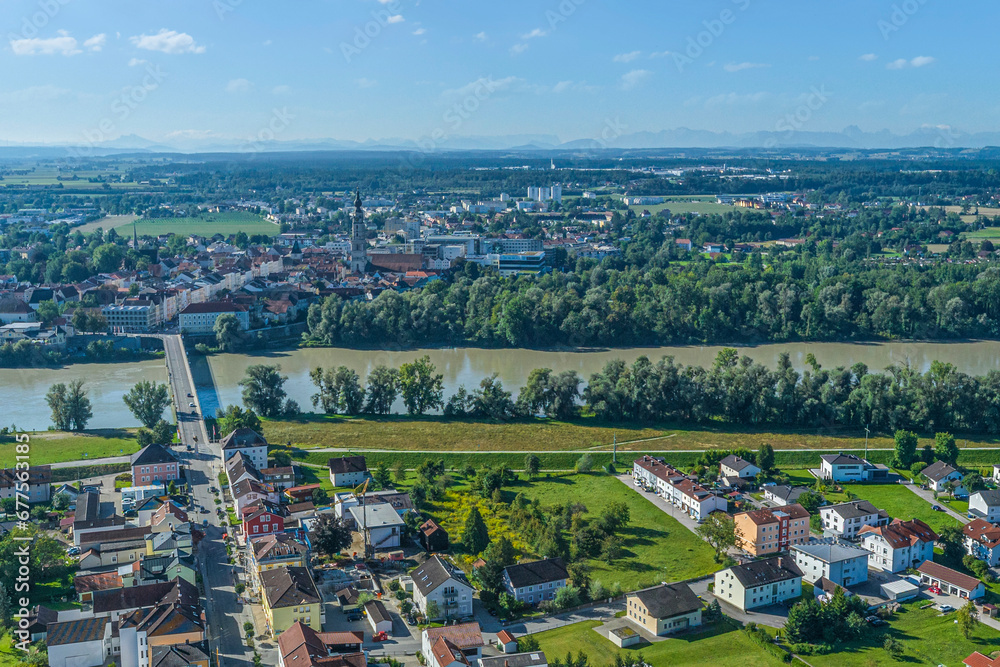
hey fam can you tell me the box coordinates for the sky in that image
[1,0,996,146]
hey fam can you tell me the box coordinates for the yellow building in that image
[247,534,309,594]
[626,583,702,636]
[260,566,323,636]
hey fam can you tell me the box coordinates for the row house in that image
[632,455,728,521]
[734,504,810,556]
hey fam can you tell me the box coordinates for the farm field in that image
[118,211,278,237]
[0,430,138,467]
[75,214,139,233]
[531,620,787,667]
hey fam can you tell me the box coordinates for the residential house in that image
[819,500,890,539]
[232,478,279,517]
[421,624,484,667]
[328,456,369,488]
[818,454,888,483]
[247,533,310,594]
[120,551,197,587]
[495,630,517,654]
[790,541,870,586]
[733,504,810,556]
[131,445,180,487]
[993,464,1000,486]
[632,456,728,521]
[118,598,206,666]
[150,502,189,533]
[814,577,854,604]
[225,452,262,488]
[963,651,1000,667]
[73,492,128,545]
[149,644,210,667]
[411,555,475,620]
[920,461,966,497]
[220,428,269,470]
[719,455,761,480]
[78,537,149,570]
[917,560,985,600]
[276,622,364,667]
[145,527,193,557]
[859,519,938,573]
[91,578,199,623]
[502,558,568,605]
[763,485,809,507]
[121,484,166,513]
[419,519,449,552]
[242,500,287,541]
[348,503,404,550]
[0,464,51,503]
[334,490,413,519]
[712,557,803,612]
[76,572,124,603]
[969,490,1000,522]
[262,466,297,491]
[963,519,1000,567]
[46,617,112,667]
[625,583,702,637]
[260,566,323,634]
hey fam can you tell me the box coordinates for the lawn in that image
[803,601,1000,666]
[842,483,961,533]
[0,430,138,467]
[119,211,278,237]
[531,620,788,667]
[517,474,719,590]
[263,414,1000,454]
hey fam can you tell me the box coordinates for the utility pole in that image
[613,433,617,465]
[864,424,870,460]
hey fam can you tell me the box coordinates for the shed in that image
[496,629,518,654]
[880,579,920,602]
[365,600,392,635]
[608,626,641,649]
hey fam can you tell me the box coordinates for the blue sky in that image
[1,0,994,145]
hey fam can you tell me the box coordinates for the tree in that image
[574,453,594,474]
[92,243,124,273]
[35,300,59,325]
[239,365,288,418]
[123,381,170,428]
[398,355,444,415]
[554,585,581,609]
[0,582,11,630]
[784,598,823,643]
[757,443,775,472]
[311,367,364,415]
[963,472,985,493]
[47,379,92,431]
[214,313,244,352]
[373,462,392,490]
[696,513,737,562]
[216,405,261,434]
[364,365,400,415]
[392,460,407,484]
[796,489,824,514]
[311,514,352,557]
[472,374,516,420]
[243,621,255,640]
[482,536,517,567]
[935,432,959,465]
[425,599,441,620]
[312,488,329,505]
[463,506,490,555]
[524,453,541,478]
[938,525,965,562]
[893,430,918,468]
[883,636,904,660]
[955,600,979,639]
[600,535,623,564]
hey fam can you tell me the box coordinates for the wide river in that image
[4,341,1000,431]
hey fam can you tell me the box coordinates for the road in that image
[902,481,971,525]
[163,334,257,667]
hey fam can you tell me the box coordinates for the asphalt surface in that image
[163,334,258,667]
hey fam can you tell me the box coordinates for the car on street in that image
[188,402,195,407]
[201,508,210,514]
[186,445,194,451]
[187,393,193,397]
[202,519,209,526]
[931,505,944,511]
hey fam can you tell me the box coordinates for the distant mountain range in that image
[3,125,1000,157]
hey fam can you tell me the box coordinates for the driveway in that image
[615,474,703,536]
[901,481,969,524]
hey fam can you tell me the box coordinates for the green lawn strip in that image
[0,430,138,466]
[124,212,278,237]
[842,483,961,533]
[51,463,130,483]
[531,620,788,667]
[802,602,1000,667]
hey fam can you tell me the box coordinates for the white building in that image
[817,453,889,483]
[712,557,803,612]
[220,428,269,470]
[411,555,475,620]
[719,455,760,480]
[46,618,111,667]
[633,455,728,521]
[348,502,404,550]
[791,541,870,587]
[819,500,890,539]
[859,519,937,573]
[502,558,568,605]
[969,490,1000,522]
[178,301,249,334]
[920,461,966,497]
[328,456,369,487]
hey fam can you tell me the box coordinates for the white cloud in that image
[83,34,106,52]
[552,80,598,94]
[443,76,519,98]
[474,32,488,42]
[620,69,651,91]
[521,28,547,40]
[130,29,205,54]
[648,50,672,59]
[703,92,769,108]
[356,77,377,88]
[510,43,529,56]
[386,14,404,24]
[9,30,100,56]
[226,78,252,93]
[859,53,878,62]
[723,61,769,73]
[613,51,641,63]
[128,58,148,67]
[887,56,934,70]
[272,85,291,95]
[412,28,426,35]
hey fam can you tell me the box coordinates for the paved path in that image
[50,455,130,469]
[615,473,703,535]
[294,445,1000,454]
[901,481,970,525]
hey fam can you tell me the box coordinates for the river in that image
[5,341,1000,431]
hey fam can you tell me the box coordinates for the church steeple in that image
[350,190,368,274]
[132,222,139,249]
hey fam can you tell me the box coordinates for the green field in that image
[116,211,278,237]
[263,415,1000,454]
[625,200,735,216]
[531,620,787,667]
[839,483,962,533]
[0,430,138,467]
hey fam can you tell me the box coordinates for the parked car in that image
[938,604,955,613]
[187,393,193,397]
[865,615,886,626]
[931,505,943,511]
[67,547,80,556]
[372,631,389,642]
[202,519,209,526]
[927,585,941,595]
[188,402,195,408]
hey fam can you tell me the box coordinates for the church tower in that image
[350,190,368,274]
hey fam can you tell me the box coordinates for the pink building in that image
[130,444,180,487]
